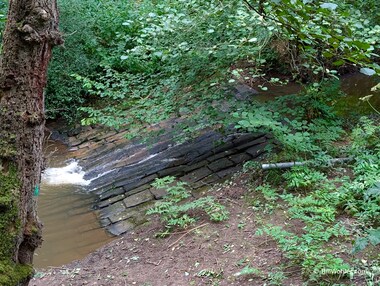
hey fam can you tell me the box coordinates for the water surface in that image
[34,141,114,268]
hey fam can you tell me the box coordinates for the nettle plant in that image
[147,176,229,234]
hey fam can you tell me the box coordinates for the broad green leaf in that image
[360,68,376,76]
[320,3,338,10]
[364,182,380,199]
[352,237,368,254]
[368,229,380,246]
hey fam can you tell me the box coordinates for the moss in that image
[0,260,33,286]
[0,164,27,285]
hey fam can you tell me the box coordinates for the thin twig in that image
[146,259,162,266]
[168,223,209,249]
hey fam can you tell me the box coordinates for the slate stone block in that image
[180,167,213,183]
[184,160,208,172]
[108,209,138,224]
[123,190,154,208]
[123,174,158,193]
[228,153,252,164]
[207,158,234,172]
[99,201,126,219]
[211,141,235,154]
[149,177,185,200]
[207,149,236,162]
[216,166,242,178]
[107,219,135,236]
[99,217,111,227]
[235,136,267,150]
[157,165,186,177]
[97,194,125,209]
[150,187,167,200]
[98,187,125,200]
[232,133,264,146]
[246,143,266,158]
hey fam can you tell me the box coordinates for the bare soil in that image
[30,172,376,286]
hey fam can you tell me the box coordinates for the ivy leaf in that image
[360,68,376,76]
[364,182,380,199]
[351,237,368,254]
[320,3,338,10]
[368,229,380,246]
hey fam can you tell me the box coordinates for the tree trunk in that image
[0,0,62,285]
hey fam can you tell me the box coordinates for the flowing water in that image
[34,141,114,268]
[32,73,379,268]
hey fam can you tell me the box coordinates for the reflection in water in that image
[253,73,380,116]
[34,141,114,268]
[339,73,380,115]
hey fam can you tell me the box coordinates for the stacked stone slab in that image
[68,121,268,236]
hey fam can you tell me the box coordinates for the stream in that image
[34,141,114,268]
[33,73,379,268]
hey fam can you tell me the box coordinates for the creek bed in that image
[34,140,114,268]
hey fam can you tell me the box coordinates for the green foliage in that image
[340,117,380,227]
[352,228,380,254]
[147,176,229,232]
[235,82,345,161]
[42,0,380,130]
[344,0,380,25]
[282,166,327,190]
[75,0,271,131]
[0,262,33,286]
[45,0,136,122]
[256,224,350,281]
[0,0,7,45]
[248,0,380,79]
[256,184,278,202]
[249,113,380,282]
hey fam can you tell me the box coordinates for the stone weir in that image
[67,120,269,236]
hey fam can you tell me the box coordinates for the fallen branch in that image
[168,223,209,249]
[146,259,162,266]
[262,157,352,170]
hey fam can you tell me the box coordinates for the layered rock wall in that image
[67,122,269,235]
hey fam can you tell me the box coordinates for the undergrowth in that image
[235,85,380,284]
[147,176,229,236]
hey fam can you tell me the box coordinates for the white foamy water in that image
[42,160,91,186]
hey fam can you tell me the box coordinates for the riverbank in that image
[31,172,306,286]
[31,161,379,285]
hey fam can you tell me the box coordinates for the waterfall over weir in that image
[35,142,114,268]
[42,160,90,186]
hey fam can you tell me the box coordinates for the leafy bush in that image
[234,82,345,161]
[248,0,380,80]
[45,0,137,122]
[147,176,229,233]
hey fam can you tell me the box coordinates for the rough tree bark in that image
[0,0,62,285]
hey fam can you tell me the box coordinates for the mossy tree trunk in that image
[0,0,62,285]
